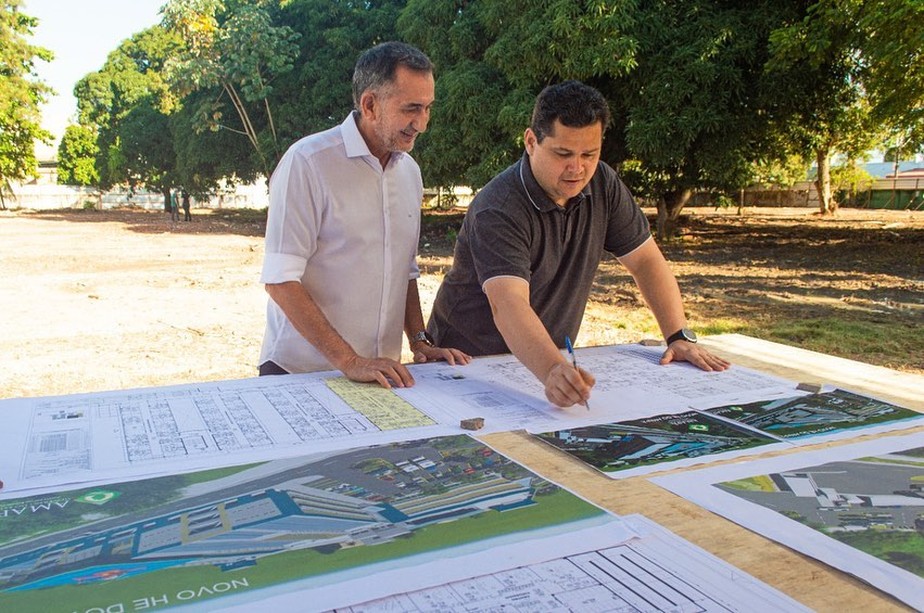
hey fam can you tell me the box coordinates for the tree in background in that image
[611,2,803,237]
[767,0,924,215]
[57,124,99,185]
[0,0,52,208]
[270,0,406,149]
[401,1,796,238]
[399,0,638,193]
[73,26,183,210]
[51,0,923,225]
[161,0,300,178]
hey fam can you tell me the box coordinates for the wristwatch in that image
[411,330,434,346]
[666,327,697,345]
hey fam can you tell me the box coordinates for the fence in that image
[692,177,924,210]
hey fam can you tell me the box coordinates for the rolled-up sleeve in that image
[261,146,319,284]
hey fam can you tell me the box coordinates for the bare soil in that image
[1,205,921,399]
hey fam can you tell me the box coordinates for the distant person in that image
[427,80,729,408]
[169,190,179,224]
[259,41,470,387]
[181,191,191,221]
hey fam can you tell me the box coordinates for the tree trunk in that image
[815,148,837,215]
[656,188,691,241]
[163,188,172,213]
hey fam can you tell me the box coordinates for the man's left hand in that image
[660,341,730,371]
[412,343,472,366]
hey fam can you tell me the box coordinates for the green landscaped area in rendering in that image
[720,475,779,493]
[830,526,924,579]
[0,464,261,545]
[0,488,601,611]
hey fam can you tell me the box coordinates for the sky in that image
[24,0,165,158]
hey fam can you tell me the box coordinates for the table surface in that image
[479,334,924,612]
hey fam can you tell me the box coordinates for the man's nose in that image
[412,109,430,133]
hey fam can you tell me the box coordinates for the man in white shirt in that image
[259,42,469,388]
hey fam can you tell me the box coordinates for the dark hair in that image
[530,80,611,142]
[352,42,434,109]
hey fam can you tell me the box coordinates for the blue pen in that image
[565,336,590,410]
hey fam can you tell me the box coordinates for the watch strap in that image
[411,330,434,346]
[666,327,697,345]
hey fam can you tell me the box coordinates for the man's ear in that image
[524,128,537,155]
[359,90,377,121]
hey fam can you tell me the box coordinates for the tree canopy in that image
[59,0,924,227]
[0,0,52,207]
[73,25,182,203]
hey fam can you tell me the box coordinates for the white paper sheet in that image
[0,373,455,496]
[652,431,924,610]
[209,515,808,613]
[401,344,800,433]
[0,343,800,496]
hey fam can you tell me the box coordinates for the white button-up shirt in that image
[259,112,422,373]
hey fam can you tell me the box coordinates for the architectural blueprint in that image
[400,343,800,432]
[0,374,453,495]
[0,434,807,612]
[315,515,809,613]
[652,431,924,610]
[0,343,801,495]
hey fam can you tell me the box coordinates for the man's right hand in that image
[544,362,595,408]
[341,355,415,389]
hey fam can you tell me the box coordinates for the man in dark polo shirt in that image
[427,80,729,408]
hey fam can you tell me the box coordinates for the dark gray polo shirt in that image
[428,153,651,356]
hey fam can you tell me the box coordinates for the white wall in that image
[4,181,269,211]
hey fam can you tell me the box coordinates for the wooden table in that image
[479,334,924,612]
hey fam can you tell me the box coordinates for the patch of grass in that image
[739,317,922,371]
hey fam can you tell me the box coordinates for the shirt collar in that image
[341,111,405,165]
[518,152,591,212]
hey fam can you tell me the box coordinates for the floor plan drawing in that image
[0,375,453,495]
[325,514,809,613]
[401,344,800,432]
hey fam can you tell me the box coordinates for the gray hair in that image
[352,42,434,109]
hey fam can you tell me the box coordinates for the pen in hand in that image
[565,336,590,411]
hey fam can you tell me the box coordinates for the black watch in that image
[411,330,434,346]
[666,327,697,345]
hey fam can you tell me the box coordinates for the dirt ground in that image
[1,205,921,399]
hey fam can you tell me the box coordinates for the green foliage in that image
[765,0,924,212]
[402,1,808,236]
[831,160,874,194]
[57,124,99,185]
[270,0,406,147]
[162,0,301,175]
[748,153,810,189]
[58,0,924,221]
[0,0,53,205]
[74,26,183,191]
[400,0,638,189]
